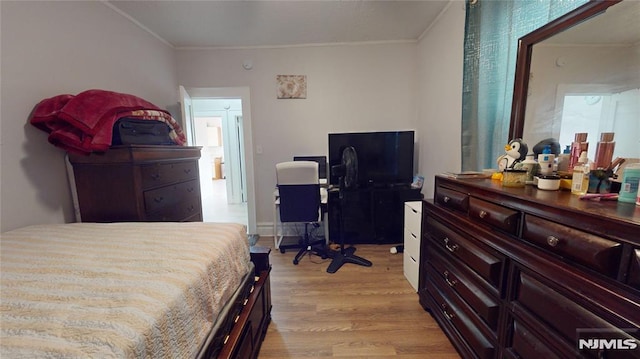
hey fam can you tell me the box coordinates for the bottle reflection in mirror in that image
[569,133,588,171]
[594,132,615,169]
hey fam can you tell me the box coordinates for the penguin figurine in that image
[497,138,528,171]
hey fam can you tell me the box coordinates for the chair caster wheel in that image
[293,259,299,265]
[280,248,285,254]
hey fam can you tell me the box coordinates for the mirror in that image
[509,0,639,163]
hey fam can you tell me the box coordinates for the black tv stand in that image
[327,185,423,244]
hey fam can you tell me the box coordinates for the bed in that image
[0,222,271,358]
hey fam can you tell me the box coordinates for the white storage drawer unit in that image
[404,201,422,291]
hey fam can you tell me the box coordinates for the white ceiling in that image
[105,0,452,49]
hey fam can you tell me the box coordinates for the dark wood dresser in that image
[420,175,640,359]
[69,145,202,222]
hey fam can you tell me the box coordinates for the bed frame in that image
[204,246,272,359]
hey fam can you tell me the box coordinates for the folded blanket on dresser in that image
[29,89,187,154]
[0,222,251,359]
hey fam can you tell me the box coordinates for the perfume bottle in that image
[569,133,588,171]
[594,132,615,169]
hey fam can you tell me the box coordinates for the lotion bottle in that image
[538,145,555,176]
[571,151,590,195]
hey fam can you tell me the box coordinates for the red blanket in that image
[30,89,187,154]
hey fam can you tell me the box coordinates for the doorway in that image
[179,86,257,237]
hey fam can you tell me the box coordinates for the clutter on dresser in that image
[29,89,186,155]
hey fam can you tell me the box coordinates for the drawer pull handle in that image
[154,196,164,203]
[411,233,417,239]
[187,187,194,193]
[546,235,560,247]
[443,237,459,253]
[444,270,457,287]
[184,169,192,174]
[151,173,161,180]
[441,304,455,320]
[479,210,488,219]
[443,196,451,203]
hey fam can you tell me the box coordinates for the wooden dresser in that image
[420,175,640,359]
[69,145,203,222]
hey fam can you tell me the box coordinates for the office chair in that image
[276,161,327,265]
[293,156,328,183]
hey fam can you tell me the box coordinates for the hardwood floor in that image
[256,237,460,358]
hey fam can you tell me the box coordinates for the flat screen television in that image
[328,131,415,187]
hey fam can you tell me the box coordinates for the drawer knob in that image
[154,196,164,203]
[444,237,459,253]
[184,168,192,174]
[441,304,455,320]
[151,173,161,180]
[546,235,560,247]
[444,270,457,287]
[479,210,488,219]
[443,196,451,203]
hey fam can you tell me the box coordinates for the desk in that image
[273,187,328,250]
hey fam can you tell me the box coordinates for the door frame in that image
[180,86,257,236]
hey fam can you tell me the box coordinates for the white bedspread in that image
[0,222,251,358]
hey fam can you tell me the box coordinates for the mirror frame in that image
[508,0,622,141]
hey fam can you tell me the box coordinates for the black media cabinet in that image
[327,186,423,244]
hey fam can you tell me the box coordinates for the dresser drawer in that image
[469,197,519,235]
[429,247,500,331]
[427,277,496,359]
[627,248,640,290]
[403,250,419,292]
[513,270,632,347]
[143,179,200,213]
[404,228,420,259]
[145,196,201,221]
[404,201,422,236]
[426,217,504,289]
[435,187,469,213]
[506,319,563,359]
[141,161,198,189]
[522,214,623,277]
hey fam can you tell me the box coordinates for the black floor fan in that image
[326,146,372,273]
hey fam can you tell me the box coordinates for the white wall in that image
[0,1,177,231]
[415,2,466,198]
[176,43,419,229]
[0,1,467,233]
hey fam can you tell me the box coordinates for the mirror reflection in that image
[523,0,639,163]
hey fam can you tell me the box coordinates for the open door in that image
[179,86,195,145]
[178,86,258,240]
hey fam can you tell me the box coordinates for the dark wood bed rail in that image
[214,246,272,359]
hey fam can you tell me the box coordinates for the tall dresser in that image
[420,174,640,359]
[68,145,203,222]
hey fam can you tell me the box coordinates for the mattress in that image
[0,222,252,358]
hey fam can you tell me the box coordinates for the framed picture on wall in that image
[277,75,307,99]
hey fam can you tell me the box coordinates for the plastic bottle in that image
[571,152,590,195]
[557,145,571,172]
[520,154,538,184]
[594,132,615,169]
[618,163,640,203]
[538,145,555,176]
[569,133,588,171]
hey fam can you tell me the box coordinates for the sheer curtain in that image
[461,0,588,171]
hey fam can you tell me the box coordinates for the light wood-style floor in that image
[256,237,460,358]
